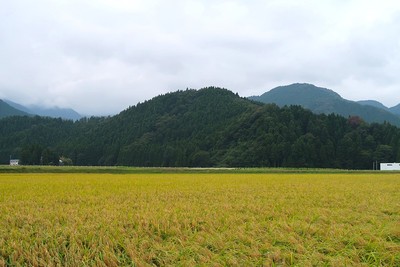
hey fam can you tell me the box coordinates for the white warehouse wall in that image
[380,163,400,171]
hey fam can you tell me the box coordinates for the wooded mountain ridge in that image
[249,83,400,126]
[1,86,399,169]
[1,83,399,123]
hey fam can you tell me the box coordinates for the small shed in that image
[380,163,400,171]
[10,159,19,166]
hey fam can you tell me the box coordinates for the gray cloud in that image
[1,0,400,115]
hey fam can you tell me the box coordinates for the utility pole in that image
[373,161,379,170]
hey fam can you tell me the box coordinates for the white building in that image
[380,163,400,171]
[10,159,19,166]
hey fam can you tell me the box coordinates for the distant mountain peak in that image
[249,83,343,111]
[357,100,388,110]
[268,83,342,98]
[249,83,400,126]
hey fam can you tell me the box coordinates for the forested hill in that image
[1,87,400,169]
[249,83,400,126]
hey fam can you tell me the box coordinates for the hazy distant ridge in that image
[4,99,81,120]
[0,100,31,118]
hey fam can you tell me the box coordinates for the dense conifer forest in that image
[1,87,399,169]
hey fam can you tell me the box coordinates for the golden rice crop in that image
[0,173,399,266]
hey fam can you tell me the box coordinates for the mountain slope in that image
[390,104,400,116]
[28,106,82,120]
[249,83,342,109]
[5,99,81,120]
[0,99,30,118]
[358,100,389,111]
[249,83,400,126]
[84,87,260,166]
[358,100,400,117]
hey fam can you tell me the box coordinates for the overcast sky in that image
[1,0,400,115]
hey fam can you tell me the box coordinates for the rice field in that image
[0,172,399,266]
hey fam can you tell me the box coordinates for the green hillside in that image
[0,99,30,118]
[1,87,400,169]
[249,83,400,126]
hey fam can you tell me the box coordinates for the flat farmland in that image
[0,172,399,266]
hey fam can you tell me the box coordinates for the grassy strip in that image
[0,165,394,174]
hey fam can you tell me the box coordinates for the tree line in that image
[0,87,399,169]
